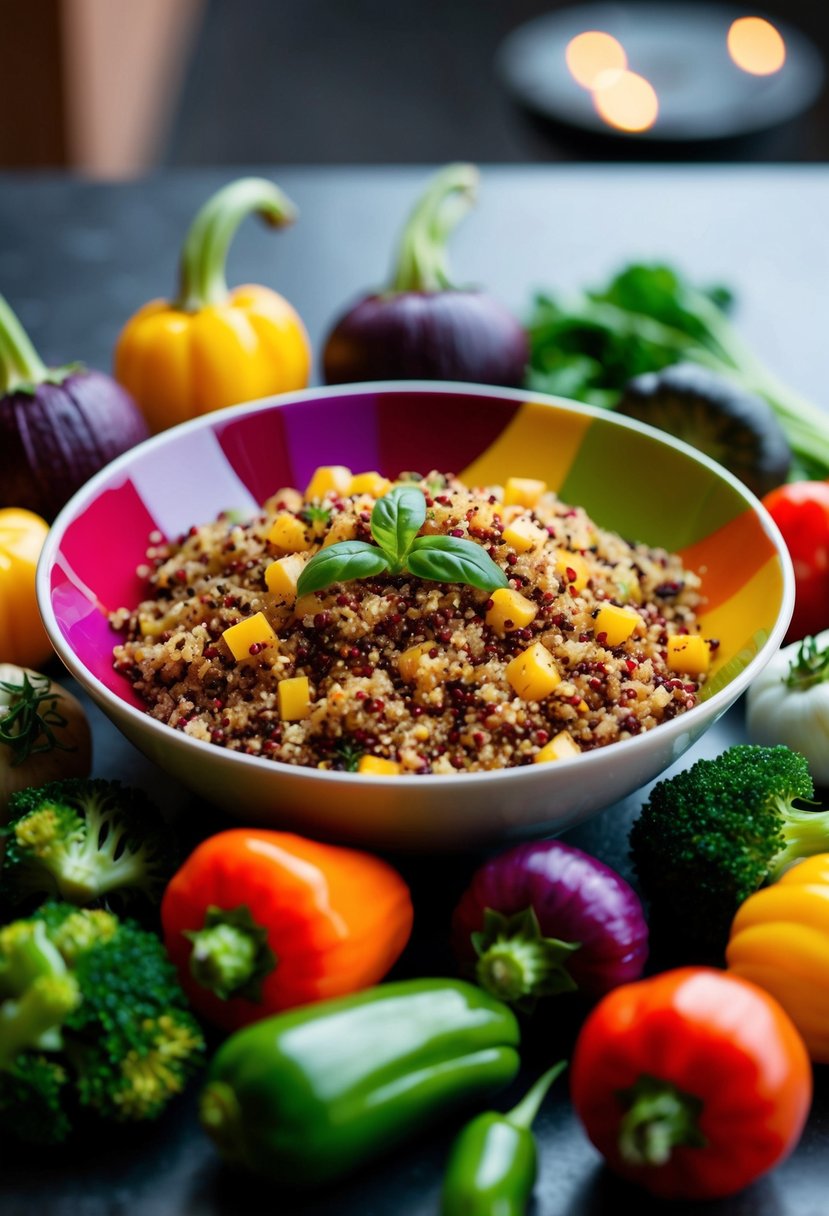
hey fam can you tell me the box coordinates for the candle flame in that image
[727,16,786,75]
[593,70,659,133]
[565,31,627,89]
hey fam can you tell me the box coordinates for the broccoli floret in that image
[1,778,175,911]
[629,744,829,950]
[0,903,204,1143]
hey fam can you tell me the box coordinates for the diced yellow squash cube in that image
[305,465,352,500]
[595,603,640,647]
[555,551,590,592]
[265,553,307,602]
[322,515,358,548]
[358,756,401,775]
[222,612,279,661]
[486,588,537,635]
[667,634,711,676]
[506,642,561,701]
[534,730,581,763]
[504,477,547,508]
[267,513,309,554]
[502,516,547,554]
[398,642,434,682]
[278,675,311,720]
[348,471,392,497]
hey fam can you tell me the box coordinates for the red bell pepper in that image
[570,967,812,1200]
[762,480,829,643]
[161,828,413,1032]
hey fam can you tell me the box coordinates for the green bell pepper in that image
[441,1061,566,1215]
[199,978,521,1187]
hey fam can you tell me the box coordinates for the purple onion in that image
[322,163,528,388]
[452,840,649,1010]
[0,295,148,521]
[323,290,528,387]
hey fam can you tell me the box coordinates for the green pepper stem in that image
[185,904,276,1001]
[390,163,478,293]
[617,1075,706,1167]
[0,293,49,393]
[199,1080,249,1167]
[188,923,258,997]
[176,177,298,311]
[506,1060,567,1130]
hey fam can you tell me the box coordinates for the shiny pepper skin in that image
[0,508,52,668]
[161,828,413,1031]
[727,852,829,1062]
[570,967,812,1200]
[200,979,521,1189]
[115,177,310,433]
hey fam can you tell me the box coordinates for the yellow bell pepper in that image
[726,853,829,1063]
[114,178,311,433]
[0,509,52,669]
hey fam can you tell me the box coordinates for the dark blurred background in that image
[2,0,829,176]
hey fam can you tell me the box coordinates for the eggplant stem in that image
[175,177,297,312]
[0,294,49,393]
[390,163,478,293]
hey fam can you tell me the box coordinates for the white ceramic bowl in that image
[38,382,793,848]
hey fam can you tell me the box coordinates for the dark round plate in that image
[497,2,825,141]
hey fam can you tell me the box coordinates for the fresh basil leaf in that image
[407,535,509,592]
[370,485,426,569]
[296,542,390,597]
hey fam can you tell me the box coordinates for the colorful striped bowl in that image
[38,383,793,848]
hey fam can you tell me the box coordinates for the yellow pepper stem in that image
[0,294,49,393]
[176,177,298,311]
[390,163,478,293]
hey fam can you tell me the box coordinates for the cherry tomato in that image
[762,481,829,643]
[570,967,812,1200]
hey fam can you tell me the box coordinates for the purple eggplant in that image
[322,164,529,388]
[0,294,148,521]
[451,840,648,1011]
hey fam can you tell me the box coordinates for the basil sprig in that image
[296,485,509,597]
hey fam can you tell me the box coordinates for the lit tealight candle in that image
[727,16,786,76]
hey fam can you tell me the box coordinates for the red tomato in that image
[762,481,829,643]
[570,968,812,1200]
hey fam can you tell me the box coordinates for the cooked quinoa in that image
[110,470,712,774]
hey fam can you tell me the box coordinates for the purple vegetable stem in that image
[452,840,649,1008]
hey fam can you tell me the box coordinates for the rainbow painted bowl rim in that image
[38,380,795,789]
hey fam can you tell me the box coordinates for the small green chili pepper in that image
[199,978,520,1189]
[441,1060,567,1215]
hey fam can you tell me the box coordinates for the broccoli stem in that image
[771,806,829,881]
[0,976,80,1068]
[50,798,162,903]
[0,922,80,1068]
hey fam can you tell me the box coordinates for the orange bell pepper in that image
[0,508,52,669]
[114,177,311,433]
[726,852,829,1063]
[160,828,414,1031]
